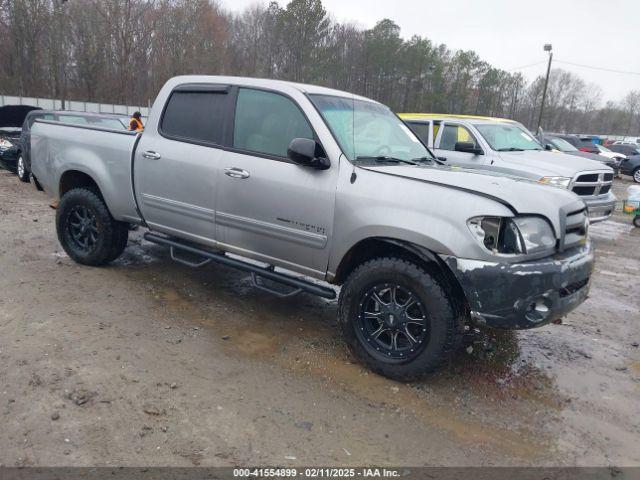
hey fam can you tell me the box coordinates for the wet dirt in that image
[0,170,638,467]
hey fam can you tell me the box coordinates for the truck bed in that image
[31,120,142,223]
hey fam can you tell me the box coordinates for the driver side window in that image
[438,124,478,151]
[233,88,313,158]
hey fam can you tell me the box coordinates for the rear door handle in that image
[142,150,161,160]
[224,167,250,179]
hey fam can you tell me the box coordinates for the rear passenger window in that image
[233,88,313,158]
[162,91,228,144]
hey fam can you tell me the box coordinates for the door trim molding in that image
[140,193,215,223]
[217,211,327,249]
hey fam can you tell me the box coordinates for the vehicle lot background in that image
[0,171,638,467]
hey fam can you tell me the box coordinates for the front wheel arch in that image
[332,237,469,320]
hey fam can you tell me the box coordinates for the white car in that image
[595,143,626,161]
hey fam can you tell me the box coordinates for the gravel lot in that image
[0,170,638,467]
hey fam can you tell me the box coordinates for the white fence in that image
[0,94,150,117]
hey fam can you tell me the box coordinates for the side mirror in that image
[454,141,483,155]
[545,144,553,151]
[287,138,330,170]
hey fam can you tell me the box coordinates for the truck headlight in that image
[468,216,556,256]
[539,176,571,189]
[0,139,14,150]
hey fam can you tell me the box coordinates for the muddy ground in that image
[0,170,638,467]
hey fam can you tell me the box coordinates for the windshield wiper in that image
[410,156,437,164]
[355,155,418,166]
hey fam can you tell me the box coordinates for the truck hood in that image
[495,149,611,177]
[0,105,40,129]
[362,164,585,234]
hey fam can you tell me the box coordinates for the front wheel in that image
[56,188,128,266]
[17,155,29,183]
[633,167,640,183]
[338,257,462,381]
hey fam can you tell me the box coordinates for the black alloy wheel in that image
[356,283,429,361]
[67,205,99,252]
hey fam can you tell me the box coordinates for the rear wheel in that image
[56,188,128,266]
[633,215,640,228]
[633,167,640,183]
[338,257,462,381]
[17,155,29,183]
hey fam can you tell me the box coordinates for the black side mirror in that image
[454,141,483,155]
[545,144,553,151]
[287,138,330,170]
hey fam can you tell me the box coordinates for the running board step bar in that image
[143,232,337,300]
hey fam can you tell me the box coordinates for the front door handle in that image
[142,150,161,160]
[224,167,250,179]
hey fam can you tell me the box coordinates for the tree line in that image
[1,0,638,136]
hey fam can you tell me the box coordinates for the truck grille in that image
[563,207,588,250]
[571,171,613,197]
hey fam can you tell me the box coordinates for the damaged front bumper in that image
[442,242,594,330]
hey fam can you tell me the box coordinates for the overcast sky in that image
[220,0,640,104]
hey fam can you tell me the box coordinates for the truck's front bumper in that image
[441,242,594,330]
[583,193,616,223]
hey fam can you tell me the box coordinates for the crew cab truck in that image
[400,114,616,223]
[31,76,594,381]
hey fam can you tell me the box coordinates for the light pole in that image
[536,43,553,132]
[54,0,69,110]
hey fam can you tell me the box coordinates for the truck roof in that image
[169,75,377,104]
[399,113,518,124]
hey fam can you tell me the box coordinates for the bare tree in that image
[0,0,637,136]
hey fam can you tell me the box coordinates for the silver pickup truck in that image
[31,76,594,380]
[400,114,616,222]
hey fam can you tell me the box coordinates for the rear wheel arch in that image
[59,170,102,199]
[332,237,469,319]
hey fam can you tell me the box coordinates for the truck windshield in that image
[309,94,433,163]
[474,123,543,152]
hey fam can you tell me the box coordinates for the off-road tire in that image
[338,257,462,381]
[17,155,29,183]
[56,188,128,266]
[107,222,129,262]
